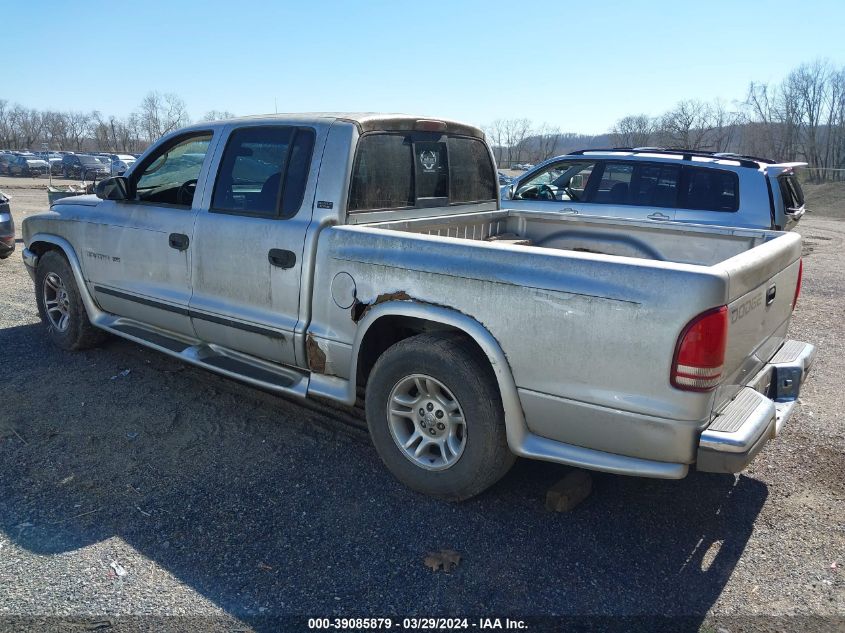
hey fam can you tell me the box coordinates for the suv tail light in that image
[671,306,729,392]
[792,259,803,310]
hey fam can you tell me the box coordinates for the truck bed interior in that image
[364,209,777,267]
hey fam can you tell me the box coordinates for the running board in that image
[95,315,310,398]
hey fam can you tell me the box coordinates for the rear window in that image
[348,133,496,212]
[778,174,805,210]
[679,167,739,212]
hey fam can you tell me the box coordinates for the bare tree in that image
[610,114,655,148]
[201,110,236,121]
[503,118,532,166]
[483,119,507,165]
[138,91,190,142]
[655,100,714,149]
[66,111,92,151]
[707,100,740,152]
[0,99,14,147]
[533,123,562,162]
[743,59,845,179]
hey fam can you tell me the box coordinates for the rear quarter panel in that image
[308,225,730,429]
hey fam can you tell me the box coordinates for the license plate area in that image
[748,365,774,397]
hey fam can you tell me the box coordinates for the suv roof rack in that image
[567,148,772,170]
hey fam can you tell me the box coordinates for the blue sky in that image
[4,0,843,133]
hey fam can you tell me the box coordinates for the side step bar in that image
[97,315,310,398]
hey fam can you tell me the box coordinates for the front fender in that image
[26,233,103,323]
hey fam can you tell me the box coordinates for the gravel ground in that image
[0,183,843,632]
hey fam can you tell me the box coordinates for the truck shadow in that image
[0,322,767,631]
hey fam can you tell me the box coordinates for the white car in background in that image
[107,154,136,175]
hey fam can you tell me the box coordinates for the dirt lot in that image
[0,180,843,631]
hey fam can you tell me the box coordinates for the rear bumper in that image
[0,235,14,257]
[696,339,815,473]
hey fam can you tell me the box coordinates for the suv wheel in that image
[35,251,107,350]
[365,333,515,500]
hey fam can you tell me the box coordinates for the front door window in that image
[134,134,212,207]
[514,162,597,202]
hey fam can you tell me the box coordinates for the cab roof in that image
[189,112,485,139]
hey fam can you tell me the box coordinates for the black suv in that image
[61,154,110,180]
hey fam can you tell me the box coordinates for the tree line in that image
[3,59,843,181]
[486,59,845,181]
[0,92,234,154]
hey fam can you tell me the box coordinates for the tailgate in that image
[712,231,802,412]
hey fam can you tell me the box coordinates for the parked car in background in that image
[105,153,136,175]
[0,191,14,259]
[35,152,64,172]
[61,154,110,180]
[498,172,512,185]
[6,154,49,177]
[21,114,813,499]
[0,153,15,175]
[501,148,807,231]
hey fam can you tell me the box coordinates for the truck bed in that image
[364,208,776,267]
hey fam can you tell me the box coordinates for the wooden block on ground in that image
[545,469,593,512]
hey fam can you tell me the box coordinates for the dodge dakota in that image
[21,114,814,499]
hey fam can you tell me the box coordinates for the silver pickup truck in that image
[21,114,815,499]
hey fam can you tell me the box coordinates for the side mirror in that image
[96,176,130,201]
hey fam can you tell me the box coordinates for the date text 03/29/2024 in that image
[307,617,528,630]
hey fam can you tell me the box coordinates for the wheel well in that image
[356,315,492,390]
[28,241,65,259]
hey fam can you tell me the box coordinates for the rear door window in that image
[679,167,739,212]
[590,161,680,207]
[348,133,495,212]
[212,126,315,218]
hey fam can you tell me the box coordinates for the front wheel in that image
[365,333,515,500]
[34,250,107,350]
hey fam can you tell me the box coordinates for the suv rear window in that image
[778,174,805,210]
[348,133,495,212]
[679,167,739,212]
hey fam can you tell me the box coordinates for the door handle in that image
[268,248,296,269]
[766,285,777,306]
[168,233,189,251]
[647,212,671,221]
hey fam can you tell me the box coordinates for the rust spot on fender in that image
[351,290,412,323]
[306,333,327,373]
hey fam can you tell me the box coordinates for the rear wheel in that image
[35,250,107,350]
[365,333,515,500]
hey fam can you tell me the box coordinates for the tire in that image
[34,250,107,351]
[365,332,516,500]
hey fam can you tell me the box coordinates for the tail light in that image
[792,259,803,310]
[671,306,729,392]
